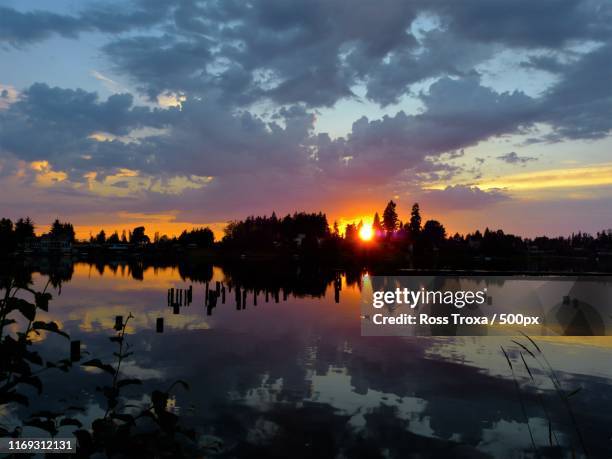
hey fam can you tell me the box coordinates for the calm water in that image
[4,262,612,458]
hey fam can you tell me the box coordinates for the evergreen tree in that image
[345,223,358,242]
[382,200,398,234]
[372,212,383,236]
[95,229,106,244]
[408,203,421,236]
[14,217,35,244]
[49,219,75,242]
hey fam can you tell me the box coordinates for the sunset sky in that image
[1,0,611,240]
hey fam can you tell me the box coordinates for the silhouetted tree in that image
[130,226,150,245]
[95,229,106,244]
[332,220,340,237]
[178,227,214,247]
[345,223,358,242]
[372,212,383,238]
[223,212,329,250]
[382,200,398,234]
[14,217,35,244]
[0,218,14,252]
[108,231,120,244]
[421,220,446,248]
[408,203,421,237]
[49,219,75,242]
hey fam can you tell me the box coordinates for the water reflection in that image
[2,261,612,457]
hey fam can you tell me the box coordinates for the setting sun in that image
[359,224,374,241]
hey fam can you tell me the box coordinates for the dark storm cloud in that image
[0,83,176,172]
[316,76,538,182]
[0,6,82,44]
[102,35,214,101]
[497,152,537,164]
[99,0,420,106]
[1,0,611,209]
[431,0,612,48]
[3,0,611,116]
[0,1,170,46]
[95,0,612,109]
[0,83,317,179]
[539,43,612,141]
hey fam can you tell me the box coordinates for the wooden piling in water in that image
[70,340,81,362]
[173,304,180,314]
[156,317,164,333]
[207,291,218,316]
[222,286,226,303]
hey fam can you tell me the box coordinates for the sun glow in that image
[359,224,374,241]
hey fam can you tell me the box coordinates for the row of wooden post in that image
[69,275,343,359]
[167,286,193,307]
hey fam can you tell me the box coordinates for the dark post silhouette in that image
[70,340,81,362]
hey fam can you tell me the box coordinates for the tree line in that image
[0,217,214,253]
[0,218,74,252]
[1,203,611,261]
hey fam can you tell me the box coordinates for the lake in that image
[2,260,611,458]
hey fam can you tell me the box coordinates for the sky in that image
[0,0,611,240]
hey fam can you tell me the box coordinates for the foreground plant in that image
[1,275,211,457]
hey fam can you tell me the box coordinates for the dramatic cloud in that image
[497,152,537,164]
[1,0,611,235]
[0,2,170,45]
[419,185,509,211]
